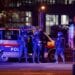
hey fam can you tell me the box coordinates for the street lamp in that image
[40,5,46,11]
[38,5,46,30]
[38,4,46,12]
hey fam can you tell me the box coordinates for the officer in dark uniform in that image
[39,29,48,62]
[19,27,28,62]
[55,32,65,63]
[32,27,42,63]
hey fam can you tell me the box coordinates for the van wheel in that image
[1,56,8,62]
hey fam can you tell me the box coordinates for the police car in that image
[0,28,20,61]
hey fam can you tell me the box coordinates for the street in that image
[0,63,72,75]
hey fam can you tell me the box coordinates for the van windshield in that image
[0,30,19,40]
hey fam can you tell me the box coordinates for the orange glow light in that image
[41,5,46,10]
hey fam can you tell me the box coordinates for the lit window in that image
[46,14,58,26]
[46,14,58,34]
[12,13,19,18]
[65,0,74,4]
[26,17,29,22]
[26,12,31,17]
[25,23,31,26]
[69,0,73,4]
[12,12,19,22]
[61,15,69,25]
[25,11,32,26]
[53,0,55,4]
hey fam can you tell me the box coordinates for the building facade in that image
[0,0,75,34]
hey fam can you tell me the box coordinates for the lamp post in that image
[38,5,46,30]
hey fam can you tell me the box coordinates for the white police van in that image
[0,28,20,61]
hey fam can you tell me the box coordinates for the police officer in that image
[32,27,42,63]
[39,29,48,63]
[55,32,65,63]
[19,27,28,63]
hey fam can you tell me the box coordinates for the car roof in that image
[0,28,33,31]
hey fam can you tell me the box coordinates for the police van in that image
[0,28,20,61]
